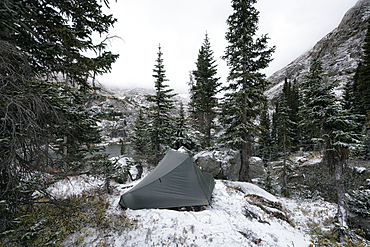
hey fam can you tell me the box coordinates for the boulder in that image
[194,150,240,181]
[194,150,266,181]
[249,157,265,179]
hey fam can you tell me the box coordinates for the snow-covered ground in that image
[47,156,346,247]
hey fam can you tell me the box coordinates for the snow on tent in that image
[119,150,215,209]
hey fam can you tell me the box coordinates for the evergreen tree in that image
[220,0,275,182]
[0,0,118,230]
[284,79,301,151]
[146,45,177,162]
[343,21,370,158]
[276,90,295,196]
[171,102,194,150]
[322,92,360,238]
[131,108,149,157]
[0,0,118,88]
[191,33,221,148]
[299,58,328,151]
[342,64,364,117]
[272,78,300,156]
[301,59,360,234]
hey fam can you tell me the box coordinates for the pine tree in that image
[220,0,275,182]
[343,21,370,158]
[131,108,149,157]
[191,33,221,148]
[0,0,119,88]
[171,102,194,150]
[284,79,301,151]
[299,58,329,151]
[276,89,295,196]
[301,59,361,234]
[0,0,118,230]
[146,45,177,162]
[342,64,364,117]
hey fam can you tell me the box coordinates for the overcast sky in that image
[97,0,359,95]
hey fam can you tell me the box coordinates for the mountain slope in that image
[266,0,370,99]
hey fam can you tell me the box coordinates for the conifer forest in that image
[1,0,370,246]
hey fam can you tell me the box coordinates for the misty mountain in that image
[265,0,370,99]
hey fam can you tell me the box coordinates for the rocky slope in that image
[266,0,370,99]
[92,86,189,143]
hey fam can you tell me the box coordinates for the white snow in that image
[194,150,237,163]
[110,180,311,247]
[52,156,349,247]
[299,154,323,166]
[354,166,367,174]
[225,181,278,202]
[47,175,103,199]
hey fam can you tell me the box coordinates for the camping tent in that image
[119,150,215,209]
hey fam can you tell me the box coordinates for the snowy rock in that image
[354,166,367,174]
[194,150,241,181]
[249,157,265,179]
[194,151,266,181]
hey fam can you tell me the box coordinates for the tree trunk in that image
[335,157,348,228]
[63,136,67,156]
[239,136,252,182]
[239,90,252,182]
[282,132,289,196]
[205,112,212,148]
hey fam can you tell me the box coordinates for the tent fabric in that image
[119,150,215,209]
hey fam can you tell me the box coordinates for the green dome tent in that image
[119,150,215,210]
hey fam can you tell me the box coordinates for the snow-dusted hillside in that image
[91,86,189,144]
[266,0,370,100]
[49,157,348,247]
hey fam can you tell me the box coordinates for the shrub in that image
[0,188,134,246]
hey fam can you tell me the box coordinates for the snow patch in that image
[225,181,278,202]
[114,180,311,246]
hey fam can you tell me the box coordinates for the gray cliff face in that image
[266,0,370,99]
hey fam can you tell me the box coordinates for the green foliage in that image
[0,0,118,230]
[277,80,298,152]
[347,190,370,218]
[299,58,361,229]
[0,0,119,87]
[190,33,221,148]
[131,108,150,157]
[220,0,275,181]
[299,58,330,150]
[110,157,135,184]
[171,102,196,151]
[145,45,177,161]
[0,189,134,247]
[299,58,360,159]
[362,131,370,159]
[343,21,370,159]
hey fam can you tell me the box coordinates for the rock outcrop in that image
[194,150,266,181]
[194,150,241,181]
[266,0,370,99]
